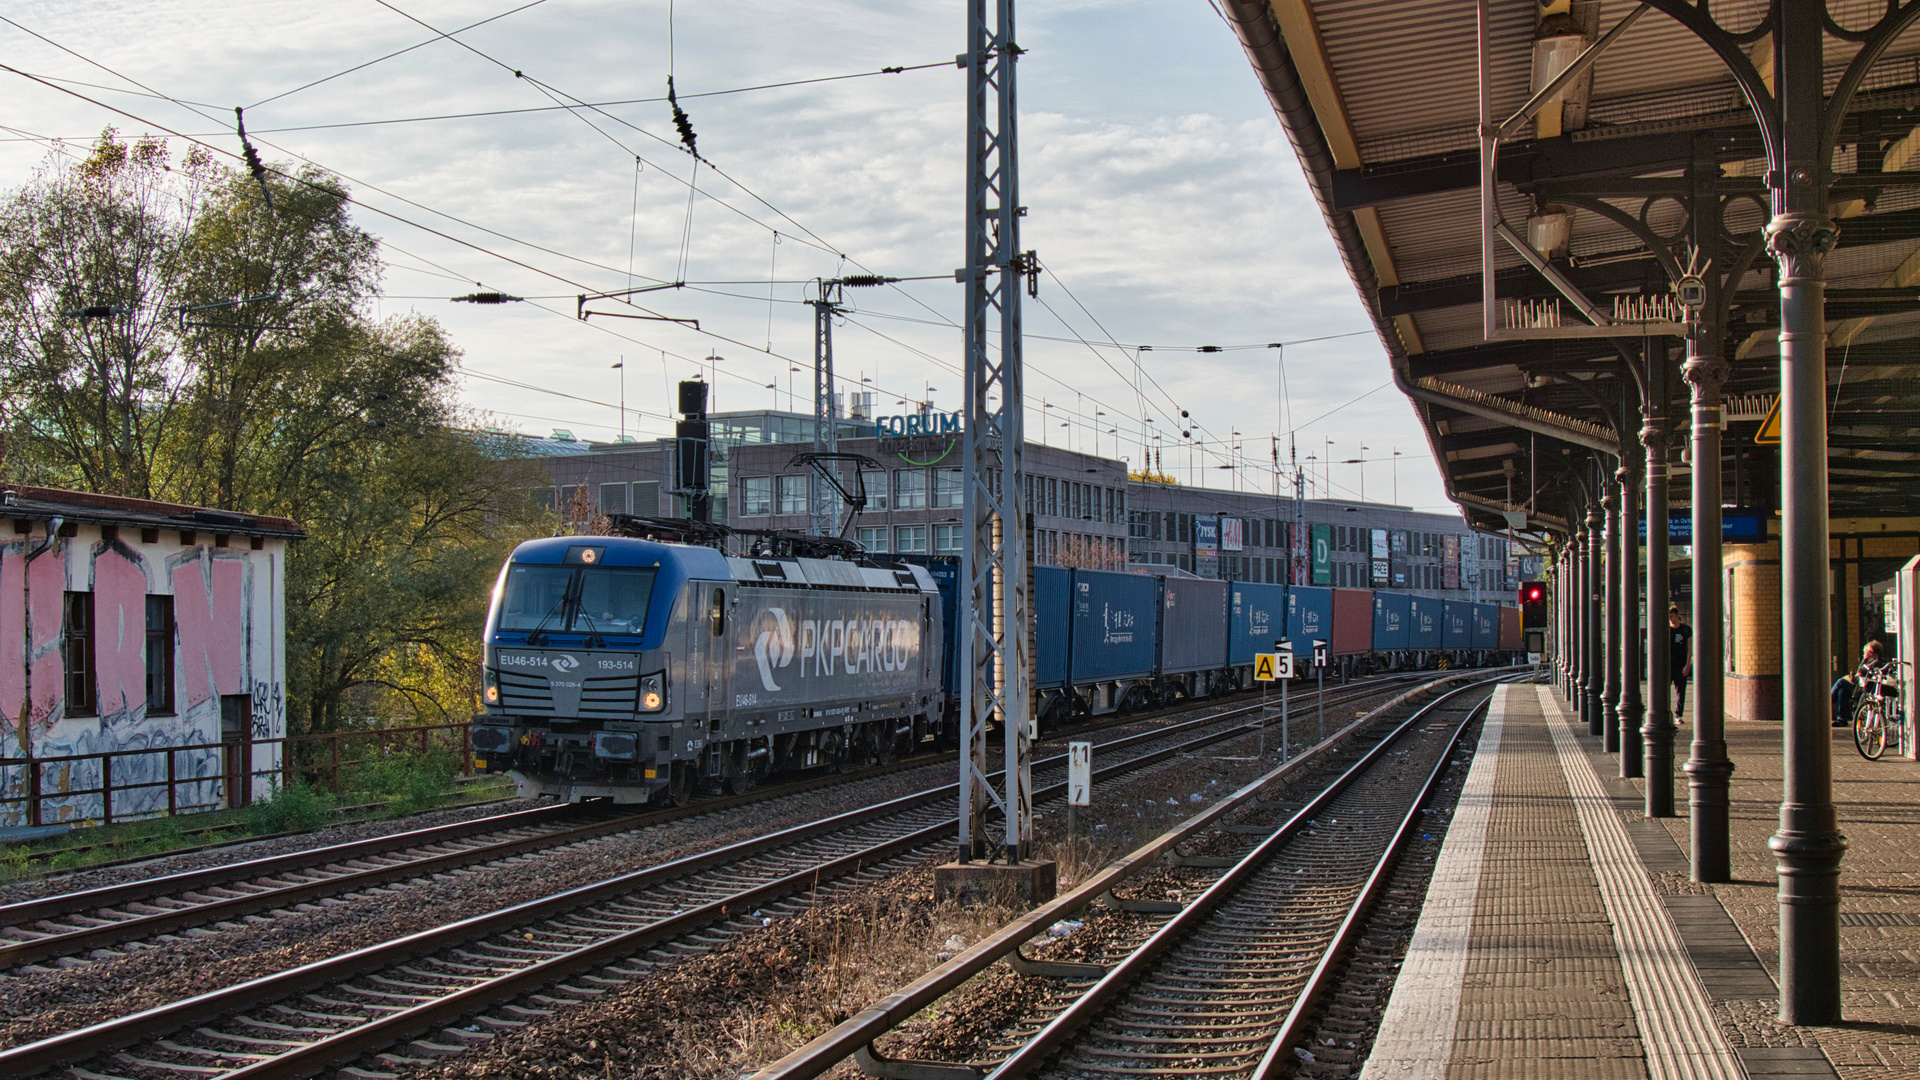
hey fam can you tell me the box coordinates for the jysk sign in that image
[871,412,962,438]
[1637,510,1767,544]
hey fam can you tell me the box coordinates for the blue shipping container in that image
[1285,586,1332,661]
[1441,600,1473,648]
[1373,592,1411,652]
[1229,582,1288,665]
[1069,569,1158,682]
[1033,566,1071,688]
[1471,603,1499,650]
[1408,596,1442,650]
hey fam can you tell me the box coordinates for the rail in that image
[0,674,1474,1079]
[0,720,475,830]
[749,673,1501,1080]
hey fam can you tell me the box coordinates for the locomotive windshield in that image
[497,565,657,636]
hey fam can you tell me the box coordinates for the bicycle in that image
[1852,660,1905,761]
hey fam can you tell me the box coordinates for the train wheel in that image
[659,761,693,806]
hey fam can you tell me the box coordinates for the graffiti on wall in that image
[0,538,280,827]
[251,680,282,740]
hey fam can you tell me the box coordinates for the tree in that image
[0,133,552,733]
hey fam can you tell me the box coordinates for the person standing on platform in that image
[1668,605,1693,721]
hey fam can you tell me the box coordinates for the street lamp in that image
[611,360,625,441]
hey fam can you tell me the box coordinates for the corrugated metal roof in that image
[1226,0,1920,526]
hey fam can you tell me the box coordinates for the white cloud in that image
[0,0,1458,515]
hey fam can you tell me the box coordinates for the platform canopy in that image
[1223,0,1920,538]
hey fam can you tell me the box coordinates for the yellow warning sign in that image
[1753,396,1781,444]
[1254,653,1278,682]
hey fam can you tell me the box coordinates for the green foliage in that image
[245,779,337,834]
[0,132,551,734]
[340,749,458,815]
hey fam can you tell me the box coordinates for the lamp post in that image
[1392,449,1402,505]
[611,360,625,440]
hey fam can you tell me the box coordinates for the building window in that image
[146,595,175,715]
[632,481,659,516]
[777,474,809,515]
[895,525,928,553]
[932,467,963,508]
[598,482,628,515]
[1129,511,1151,539]
[858,526,888,553]
[740,476,772,516]
[861,470,889,510]
[934,523,963,553]
[64,592,95,717]
[894,469,928,509]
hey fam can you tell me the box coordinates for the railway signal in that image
[1519,580,1548,628]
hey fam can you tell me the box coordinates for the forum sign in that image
[870,411,963,438]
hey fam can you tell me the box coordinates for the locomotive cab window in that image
[710,587,726,637]
[498,564,656,635]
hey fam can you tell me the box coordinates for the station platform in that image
[1359,682,1920,1080]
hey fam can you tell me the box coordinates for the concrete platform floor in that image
[1620,698,1920,1079]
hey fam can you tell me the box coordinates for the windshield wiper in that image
[524,573,583,645]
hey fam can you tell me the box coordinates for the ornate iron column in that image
[1601,477,1622,754]
[1684,308,1733,878]
[1642,347,1674,811]
[1584,500,1604,737]
[1766,2,1843,1024]
[1615,463,1642,779]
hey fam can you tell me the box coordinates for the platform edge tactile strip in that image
[1537,685,1744,1080]
[1357,684,1511,1080]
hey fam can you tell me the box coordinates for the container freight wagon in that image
[1285,587,1332,668]
[1032,565,1072,695]
[1441,601,1473,651]
[1499,605,1524,653]
[1372,592,1411,666]
[1330,588,1373,676]
[1471,604,1499,652]
[1408,597,1443,654]
[1067,564,1152,714]
[1230,582,1287,669]
[1159,577,1231,699]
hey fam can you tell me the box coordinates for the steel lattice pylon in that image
[958,0,1030,863]
[808,281,843,539]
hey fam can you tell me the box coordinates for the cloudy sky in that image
[2,0,1457,514]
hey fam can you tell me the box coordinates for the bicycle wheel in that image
[1855,700,1889,760]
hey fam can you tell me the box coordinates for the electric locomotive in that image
[470,534,947,805]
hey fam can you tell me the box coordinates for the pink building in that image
[0,486,299,829]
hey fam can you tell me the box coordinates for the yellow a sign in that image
[1254,653,1278,682]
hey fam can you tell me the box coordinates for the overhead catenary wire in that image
[2,18,1392,492]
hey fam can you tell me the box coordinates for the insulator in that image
[1198,345,1222,353]
[839,274,895,287]
[453,292,522,304]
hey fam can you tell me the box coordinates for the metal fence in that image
[0,721,475,829]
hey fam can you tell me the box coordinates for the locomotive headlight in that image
[639,671,666,712]
[483,669,500,705]
[485,685,500,704]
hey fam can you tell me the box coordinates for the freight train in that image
[470,532,1522,806]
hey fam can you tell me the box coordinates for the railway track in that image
[752,675,1507,1080]
[993,684,1494,1079]
[0,673,1463,1080]
[0,671,1437,975]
